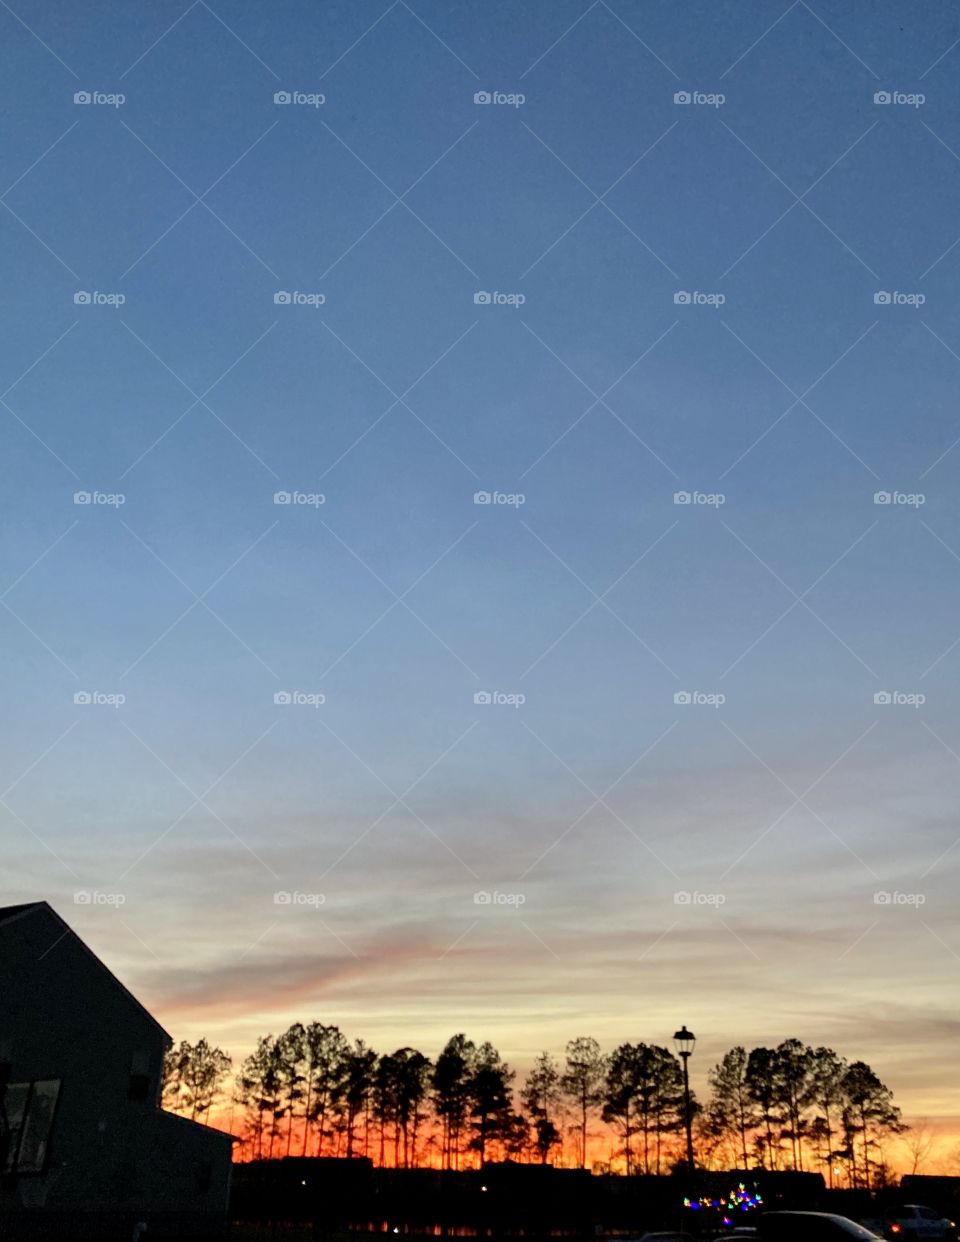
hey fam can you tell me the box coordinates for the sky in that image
[3,0,960,1146]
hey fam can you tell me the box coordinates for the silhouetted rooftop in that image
[0,900,169,1039]
[0,901,45,924]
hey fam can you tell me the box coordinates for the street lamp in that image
[673,1025,696,1172]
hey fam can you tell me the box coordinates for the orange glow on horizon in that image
[192,1101,960,1179]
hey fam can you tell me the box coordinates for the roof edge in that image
[1,900,171,1043]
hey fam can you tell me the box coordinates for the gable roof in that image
[0,900,170,1041]
[0,902,42,924]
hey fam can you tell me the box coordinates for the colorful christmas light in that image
[683,1184,763,1216]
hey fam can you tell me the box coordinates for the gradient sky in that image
[4,0,960,1147]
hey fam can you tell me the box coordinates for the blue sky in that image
[4,0,960,1133]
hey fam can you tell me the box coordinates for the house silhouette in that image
[0,901,233,1236]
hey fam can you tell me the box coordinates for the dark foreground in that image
[3,1165,959,1242]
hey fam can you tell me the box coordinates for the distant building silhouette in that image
[0,901,233,1234]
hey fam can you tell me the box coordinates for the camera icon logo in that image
[74,889,92,903]
[474,890,492,904]
[474,91,492,104]
[673,890,692,904]
[874,291,891,305]
[74,691,92,705]
[874,890,892,904]
[473,490,491,504]
[474,691,492,705]
[874,91,891,105]
[73,491,92,505]
[473,291,492,305]
[874,491,891,505]
[673,491,691,505]
[74,291,91,305]
[274,691,292,705]
[673,91,691,104]
[74,91,91,104]
[673,290,691,305]
[874,691,892,705]
[274,890,292,904]
[674,691,692,705]
[274,491,292,504]
[274,291,292,305]
[274,91,292,104]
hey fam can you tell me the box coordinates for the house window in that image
[2,1079,61,1174]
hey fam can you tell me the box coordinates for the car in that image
[883,1207,957,1242]
[758,1212,884,1242]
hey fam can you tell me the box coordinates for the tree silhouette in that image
[602,1043,641,1174]
[809,1045,847,1186]
[602,1043,685,1175]
[522,1051,562,1164]
[162,1037,232,1122]
[393,1047,432,1167]
[561,1036,606,1170]
[432,1034,476,1169]
[303,1022,349,1156]
[373,1052,401,1166]
[468,1042,514,1164]
[236,1036,284,1159]
[277,1024,306,1156]
[746,1047,782,1169]
[841,1059,904,1190]
[337,1039,377,1159]
[704,1045,757,1168]
[770,1038,816,1170]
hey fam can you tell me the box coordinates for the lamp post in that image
[673,1025,696,1173]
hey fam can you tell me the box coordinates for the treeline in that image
[161,1030,904,1189]
[699,1041,903,1189]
